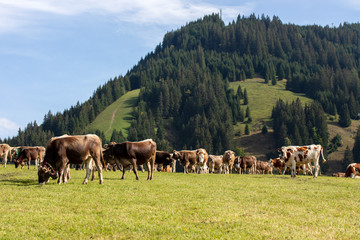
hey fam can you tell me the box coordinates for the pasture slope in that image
[1,167,360,239]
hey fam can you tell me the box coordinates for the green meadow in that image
[1,167,359,239]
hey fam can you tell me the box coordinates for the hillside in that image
[86,89,140,139]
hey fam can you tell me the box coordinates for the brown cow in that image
[268,158,285,175]
[15,146,45,169]
[345,163,360,178]
[256,160,273,174]
[208,155,223,173]
[38,134,105,185]
[103,139,156,180]
[222,150,235,174]
[0,144,12,167]
[172,150,197,174]
[196,148,209,174]
[238,156,257,174]
[155,151,173,171]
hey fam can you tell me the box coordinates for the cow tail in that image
[320,146,326,164]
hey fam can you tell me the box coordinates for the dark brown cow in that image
[208,155,223,173]
[172,150,197,174]
[237,156,257,174]
[15,146,45,169]
[268,158,285,175]
[345,163,360,178]
[103,139,156,180]
[0,144,12,167]
[38,134,105,185]
[155,151,173,171]
[222,150,235,174]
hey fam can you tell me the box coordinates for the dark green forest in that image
[2,13,360,156]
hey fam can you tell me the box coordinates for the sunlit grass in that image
[1,166,359,239]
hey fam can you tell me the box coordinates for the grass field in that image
[1,166,360,239]
[86,89,140,140]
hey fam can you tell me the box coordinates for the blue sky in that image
[1,0,360,139]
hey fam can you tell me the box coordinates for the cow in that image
[332,172,345,177]
[208,155,223,174]
[268,158,285,175]
[345,163,360,178]
[103,139,156,180]
[222,150,235,174]
[256,160,273,174]
[196,148,209,174]
[278,144,326,178]
[172,150,197,174]
[15,146,45,169]
[0,144,12,167]
[38,134,105,185]
[155,151,173,171]
[235,156,257,174]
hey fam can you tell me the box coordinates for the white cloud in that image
[0,118,19,139]
[0,0,253,34]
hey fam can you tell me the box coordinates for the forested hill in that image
[3,14,360,155]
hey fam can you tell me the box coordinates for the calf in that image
[208,155,223,174]
[268,158,285,175]
[172,150,197,174]
[256,160,273,174]
[238,156,257,174]
[15,146,45,169]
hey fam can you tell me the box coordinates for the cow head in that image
[14,158,25,168]
[196,149,206,164]
[172,150,180,161]
[38,162,57,185]
[223,150,235,163]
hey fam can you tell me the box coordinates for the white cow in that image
[278,144,326,178]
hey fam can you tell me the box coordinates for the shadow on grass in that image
[0,178,38,186]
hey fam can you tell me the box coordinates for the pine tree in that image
[352,126,360,163]
[339,104,351,127]
[245,124,250,135]
[243,88,249,105]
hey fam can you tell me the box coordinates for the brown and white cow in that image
[256,160,273,174]
[38,134,105,185]
[0,144,12,167]
[103,139,156,180]
[278,144,326,178]
[268,158,285,175]
[172,150,197,174]
[222,150,235,174]
[208,155,223,174]
[235,156,257,174]
[345,163,360,178]
[15,146,45,169]
[332,172,345,177]
[196,148,209,174]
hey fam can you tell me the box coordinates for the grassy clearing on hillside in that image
[230,78,312,133]
[87,89,140,140]
[1,167,359,239]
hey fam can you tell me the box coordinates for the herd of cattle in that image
[0,134,359,185]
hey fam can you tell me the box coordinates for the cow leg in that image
[3,152,8,167]
[121,166,126,179]
[291,162,297,178]
[314,162,319,178]
[83,158,93,184]
[131,160,140,180]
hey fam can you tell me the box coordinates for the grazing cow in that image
[278,144,326,178]
[172,150,197,174]
[196,148,209,174]
[345,163,360,178]
[0,144,12,167]
[256,160,273,174]
[222,150,235,174]
[15,146,45,169]
[236,156,257,174]
[208,155,223,174]
[268,158,285,175]
[103,139,156,180]
[38,134,105,185]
